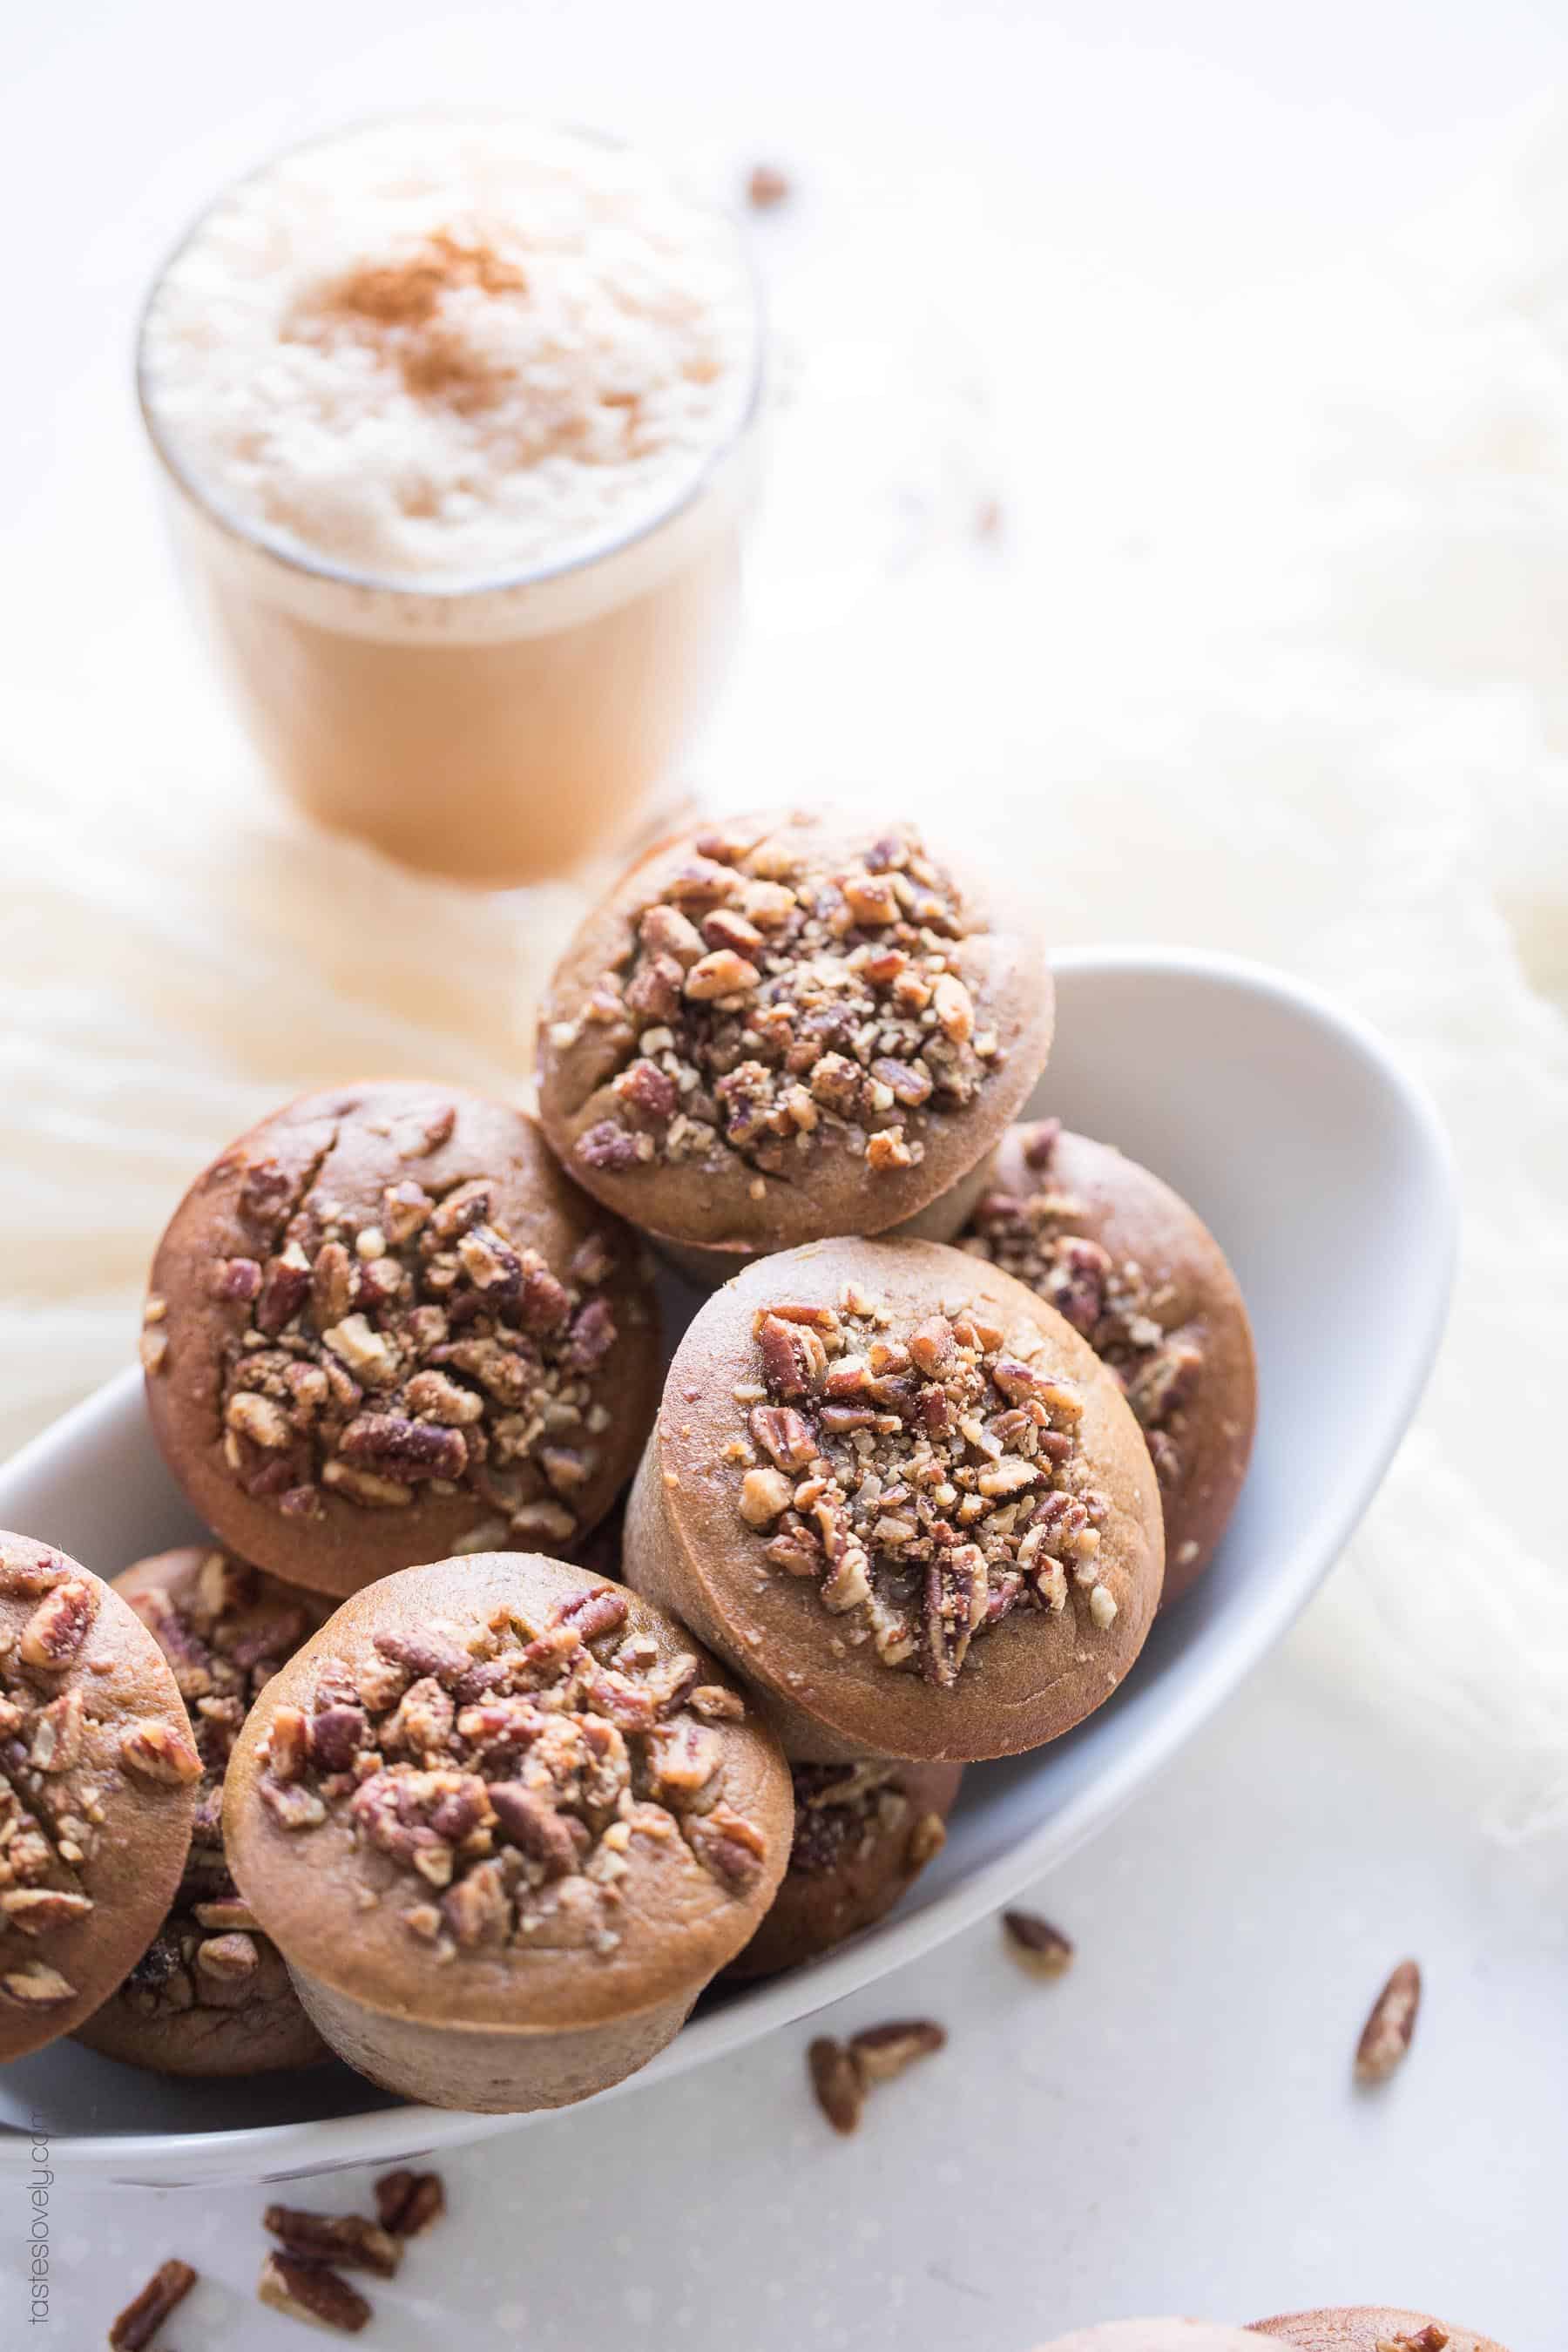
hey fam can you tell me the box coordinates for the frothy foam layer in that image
[141,119,759,590]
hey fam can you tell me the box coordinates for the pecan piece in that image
[575,1120,642,1173]
[1355,1957,1421,2084]
[907,1315,956,1377]
[1002,1909,1074,1977]
[257,2251,371,2335]
[739,1466,794,1526]
[488,1783,584,1876]
[109,2258,198,2350]
[612,1058,678,1122]
[757,1314,825,1399]
[338,1412,468,1483]
[0,1887,93,1935]
[1373,2332,1450,2352]
[195,1931,260,1980]
[749,1403,817,1470]
[373,2167,447,2238]
[120,1718,203,1785]
[808,2036,865,2135]
[566,1297,617,1370]
[870,1055,932,1107]
[263,2207,402,2279]
[18,1576,98,1669]
[848,2017,946,2083]
[0,1963,76,2008]
[921,1544,988,1687]
[686,1802,767,1888]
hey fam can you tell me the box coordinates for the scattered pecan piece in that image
[848,2017,946,2083]
[1355,1957,1422,2084]
[808,2035,865,2135]
[108,2257,197,2349]
[1373,2330,1449,2352]
[372,2167,446,2238]
[257,2251,371,2334]
[263,2206,402,2279]
[747,160,792,209]
[1002,1909,1074,1977]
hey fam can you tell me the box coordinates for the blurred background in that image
[2,3,1566,2346]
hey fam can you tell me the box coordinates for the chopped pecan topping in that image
[373,2167,446,2238]
[1374,2331,1449,2352]
[963,1120,1205,1492]
[1002,1909,1074,1977]
[1355,1957,1422,2084]
[257,2251,371,2335]
[18,1577,98,1670]
[255,1590,768,1959]
[0,1886,93,1934]
[563,821,1004,1184]
[213,1137,626,1543]
[119,1718,204,1786]
[0,1962,75,2007]
[734,1284,1115,1681]
[109,2258,198,2350]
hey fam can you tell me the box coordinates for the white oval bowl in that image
[0,949,1456,2186]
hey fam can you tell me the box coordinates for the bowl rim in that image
[0,945,1458,2180]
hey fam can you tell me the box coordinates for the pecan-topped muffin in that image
[225,1554,792,2111]
[0,1538,200,2062]
[727,1758,962,1979]
[72,1548,329,2076]
[144,1084,661,1597]
[536,810,1055,1274]
[1252,2309,1511,2352]
[624,1237,1164,1761]
[963,1123,1256,1605]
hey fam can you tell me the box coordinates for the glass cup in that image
[136,125,765,889]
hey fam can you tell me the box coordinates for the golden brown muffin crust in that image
[226,1553,793,2035]
[0,1538,199,2060]
[963,1123,1256,1604]
[144,1084,661,1597]
[536,809,1055,1258]
[625,1238,1164,1761]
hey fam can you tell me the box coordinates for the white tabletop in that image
[2,3,1565,2347]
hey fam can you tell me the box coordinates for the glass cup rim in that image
[134,108,769,604]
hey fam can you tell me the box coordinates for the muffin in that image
[536,810,1055,1277]
[962,1121,1255,1604]
[143,1083,660,1598]
[225,1553,793,2112]
[728,1758,962,1979]
[624,1236,1165,1762]
[1251,2310,1510,2351]
[1032,2329,1273,2352]
[0,1538,200,2061]
[72,1547,329,2077]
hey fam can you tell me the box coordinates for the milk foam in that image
[141,118,760,590]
